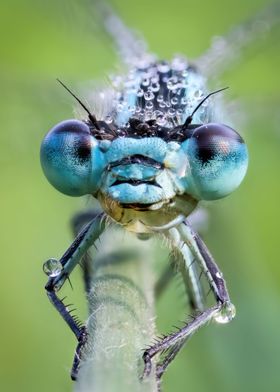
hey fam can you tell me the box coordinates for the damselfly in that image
[40,1,278,388]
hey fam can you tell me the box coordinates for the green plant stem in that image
[75,229,157,392]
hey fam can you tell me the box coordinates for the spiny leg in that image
[177,244,205,313]
[156,339,190,382]
[44,213,106,380]
[143,219,235,379]
[154,210,208,382]
[71,210,102,295]
[155,249,204,308]
[155,243,205,381]
[177,207,208,313]
[71,210,102,233]
[155,207,208,302]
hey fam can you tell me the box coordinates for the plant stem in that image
[75,228,157,392]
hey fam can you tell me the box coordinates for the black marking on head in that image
[193,123,244,164]
[109,155,164,169]
[112,179,161,188]
[73,136,92,163]
[196,141,216,164]
[89,119,200,142]
[89,120,123,140]
[76,144,91,162]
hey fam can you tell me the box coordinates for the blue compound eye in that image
[40,119,104,196]
[183,123,248,200]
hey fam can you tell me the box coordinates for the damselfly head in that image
[40,59,248,230]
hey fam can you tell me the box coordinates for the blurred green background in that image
[0,0,279,391]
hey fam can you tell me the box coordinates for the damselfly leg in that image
[44,213,106,379]
[71,210,102,295]
[154,251,205,385]
[143,220,234,380]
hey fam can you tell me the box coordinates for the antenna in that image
[182,87,229,129]
[57,79,100,130]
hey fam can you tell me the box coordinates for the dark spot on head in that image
[192,123,244,164]
[75,138,91,162]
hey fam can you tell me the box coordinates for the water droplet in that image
[167,77,179,91]
[105,115,113,124]
[146,101,154,110]
[168,108,176,117]
[158,62,170,73]
[156,115,167,126]
[43,258,63,277]
[137,89,144,97]
[214,302,236,324]
[151,83,160,92]
[142,78,150,87]
[144,91,155,101]
[157,95,164,103]
[159,101,166,109]
[171,97,179,105]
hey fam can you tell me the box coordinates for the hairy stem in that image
[75,228,157,392]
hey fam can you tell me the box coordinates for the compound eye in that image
[40,119,103,196]
[194,123,244,162]
[185,123,248,200]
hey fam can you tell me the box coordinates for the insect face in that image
[41,117,248,232]
[40,59,248,232]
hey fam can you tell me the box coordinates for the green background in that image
[0,0,279,391]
